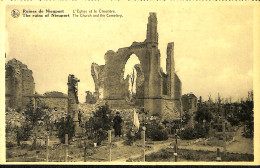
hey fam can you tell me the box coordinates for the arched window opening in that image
[123,54,141,100]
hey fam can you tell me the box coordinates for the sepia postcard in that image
[0,0,259,165]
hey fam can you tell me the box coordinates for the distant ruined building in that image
[86,13,182,120]
[5,59,73,116]
[182,93,198,114]
[182,93,198,127]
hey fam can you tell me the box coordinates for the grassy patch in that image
[144,148,254,162]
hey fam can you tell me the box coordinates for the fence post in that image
[216,148,221,161]
[142,130,145,162]
[16,128,20,146]
[108,130,112,162]
[65,134,68,162]
[222,121,226,155]
[174,133,178,162]
[46,135,49,162]
[84,138,87,162]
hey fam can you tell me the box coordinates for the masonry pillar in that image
[67,74,81,136]
[166,42,175,99]
[145,12,162,116]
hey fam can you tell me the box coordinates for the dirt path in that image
[226,126,253,154]
[113,140,173,162]
[177,126,253,154]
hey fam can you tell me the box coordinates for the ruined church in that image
[88,13,182,120]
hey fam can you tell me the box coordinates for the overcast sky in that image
[5,3,253,103]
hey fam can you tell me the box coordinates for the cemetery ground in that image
[6,97,254,162]
[6,126,253,162]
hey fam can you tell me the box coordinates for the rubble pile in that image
[47,109,67,122]
[79,101,141,133]
[5,108,26,129]
[78,102,102,121]
[79,101,136,121]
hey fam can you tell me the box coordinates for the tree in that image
[194,106,213,124]
[91,104,114,145]
[24,99,48,125]
[57,116,76,143]
[182,113,191,125]
[92,104,113,131]
[238,96,253,138]
[22,99,50,147]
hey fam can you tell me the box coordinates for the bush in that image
[194,124,207,138]
[179,124,209,140]
[182,113,191,125]
[194,106,213,124]
[18,123,32,141]
[150,129,168,141]
[227,116,240,126]
[147,123,168,141]
[179,127,196,140]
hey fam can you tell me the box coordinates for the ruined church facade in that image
[90,13,182,120]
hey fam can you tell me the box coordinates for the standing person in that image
[113,112,123,137]
[78,110,82,125]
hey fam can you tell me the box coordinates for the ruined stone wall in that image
[106,99,134,109]
[5,66,13,108]
[22,68,35,96]
[135,64,145,99]
[162,99,182,121]
[5,66,13,97]
[174,73,182,100]
[5,59,35,109]
[85,91,98,104]
[40,97,68,112]
[91,63,105,99]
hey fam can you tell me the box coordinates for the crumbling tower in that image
[144,12,163,115]
[67,74,80,135]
